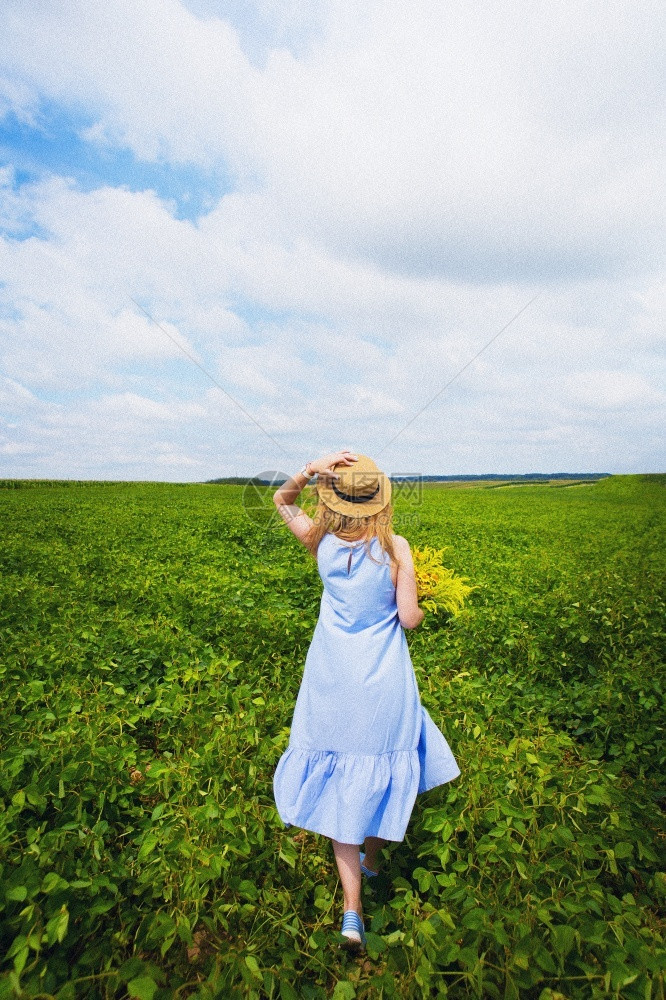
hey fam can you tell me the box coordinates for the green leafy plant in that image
[0,475,664,999]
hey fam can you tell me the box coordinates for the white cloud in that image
[0,0,664,477]
[554,371,666,411]
[0,376,46,409]
[89,391,207,422]
[1,169,664,476]
[1,0,664,281]
[0,439,36,455]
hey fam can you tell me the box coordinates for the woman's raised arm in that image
[272,450,358,545]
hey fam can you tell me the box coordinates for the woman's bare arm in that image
[272,450,358,546]
[394,536,425,629]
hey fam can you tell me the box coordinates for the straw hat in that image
[316,453,391,518]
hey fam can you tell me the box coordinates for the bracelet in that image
[299,463,315,480]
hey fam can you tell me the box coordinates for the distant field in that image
[0,476,609,491]
[0,473,664,999]
[415,478,604,490]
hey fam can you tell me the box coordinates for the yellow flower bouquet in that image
[412,544,478,616]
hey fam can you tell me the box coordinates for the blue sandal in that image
[340,910,366,951]
[360,852,379,878]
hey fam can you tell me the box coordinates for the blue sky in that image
[0,0,664,480]
[0,99,228,224]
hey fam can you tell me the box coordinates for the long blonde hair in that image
[300,481,400,569]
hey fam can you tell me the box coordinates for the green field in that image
[0,474,664,1000]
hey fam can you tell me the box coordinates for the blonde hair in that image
[300,481,400,569]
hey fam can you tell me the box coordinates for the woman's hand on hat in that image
[309,450,358,480]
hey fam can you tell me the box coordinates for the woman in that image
[272,450,460,951]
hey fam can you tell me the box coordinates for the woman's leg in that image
[363,836,387,872]
[331,840,363,916]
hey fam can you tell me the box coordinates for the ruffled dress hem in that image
[273,705,460,843]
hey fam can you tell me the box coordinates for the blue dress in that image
[272,532,460,843]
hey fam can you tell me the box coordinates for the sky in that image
[0,0,664,482]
